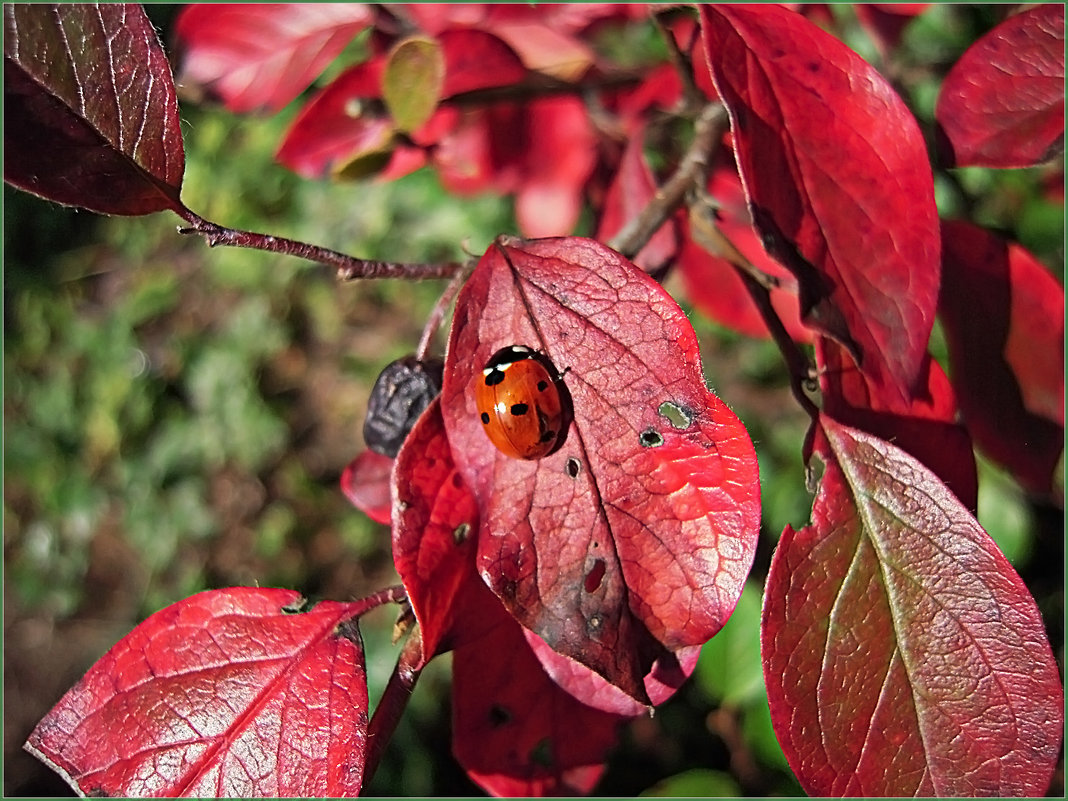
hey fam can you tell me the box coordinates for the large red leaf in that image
[4,3,185,216]
[25,588,370,797]
[763,416,1064,796]
[440,236,761,704]
[391,398,490,664]
[389,401,625,791]
[936,5,1065,168]
[939,219,1064,495]
[175,3,373,113]
[452,584,625,797]
[700,5,940,405]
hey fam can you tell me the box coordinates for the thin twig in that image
[687,200,819,418]
[607,102,729,260]
[363,628,425,786]
[176,211,462,281]
[416,262,472,361]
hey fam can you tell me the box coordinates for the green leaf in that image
[382,36,444,133]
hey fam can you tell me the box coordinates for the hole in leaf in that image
[587,613,604,634]
[658,400,694,429]
[453,522,470,544]
[639,428,664,448]
[565,458,580,478]
[281,598,309,614]
[584,558,606,592]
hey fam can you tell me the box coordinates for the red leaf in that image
[595,122,679,273]
[4,4,186,216]
[935,5,1065,168]
[700,5,941,405]
[441,236,761,703]
[438,28,528,97]
[939,219,1064,494]
[433,97,597,237]
[452,585,625,796]
[677,163,809,342]
[175,3,373,113]
[854,4,930,58]
[391,399,489,664]
[340,449,393,525]
[25,588,370,797]
[763,416,1064,796]
[276,58,395,179]
[817,340,978,511]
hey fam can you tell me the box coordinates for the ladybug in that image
[475,345,570,460]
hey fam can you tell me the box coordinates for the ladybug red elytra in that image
[474,345,569,460]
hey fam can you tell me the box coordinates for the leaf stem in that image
[607,102,729,260]
[363,628,425,787]
[687,202,820,419]
[175,210,461,281]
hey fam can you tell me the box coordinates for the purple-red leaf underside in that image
[4,3,186,216]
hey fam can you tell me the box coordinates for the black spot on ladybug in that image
[536,379,549,392]
[539,430,555,443]
[510,402,530,417]
[484,369,505,387]
[640,428,664,448]
[480,412,491,425]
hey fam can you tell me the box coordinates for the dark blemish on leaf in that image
[451,473,464,489]
[530,738,554,768]
[565,458,580,478]
[85,787,110,798]
[453,522,470,544]
[489,704,512,727]
[585,559,606,592]
[658,400,694,429]
[640,428,664,448]
[587,613,604,633]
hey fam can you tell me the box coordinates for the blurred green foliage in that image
[4,4,1062,798]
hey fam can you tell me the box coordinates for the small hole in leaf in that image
[587,613,604,633]
[453,523,470,544]
[281,598,309,614]
[565,458,580,478]
[585,559,606,592]
[639,428,664,448]
[489,704,511,727]
[658,401,694,429]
